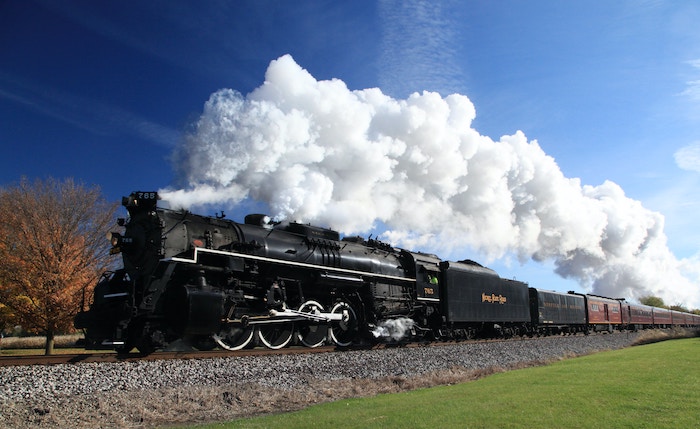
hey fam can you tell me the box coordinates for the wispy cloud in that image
[0,73,179,147]
[377,0,465,98]
[681,59,700,102]
[38,1,240,81]
[673,60,700,172]
[674,141,700,173]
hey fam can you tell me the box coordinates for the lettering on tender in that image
[482,293,507,304]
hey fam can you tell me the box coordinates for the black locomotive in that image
[74,191,699,354]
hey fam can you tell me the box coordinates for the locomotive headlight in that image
[107,232,122,255]
[107,232,134,255]
[107,232,121,247]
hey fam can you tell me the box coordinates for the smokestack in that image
[161,55,699,309]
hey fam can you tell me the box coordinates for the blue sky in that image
[2,1,700,307]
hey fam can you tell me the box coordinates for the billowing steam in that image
[372,318,416,342]
[161,55,699,308]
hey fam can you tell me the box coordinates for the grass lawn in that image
[198,338,700,429]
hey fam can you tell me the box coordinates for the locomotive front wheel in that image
[329,302,358,347]
[257,323,294,349]
[213,326,255,351]
[296,300,328,348]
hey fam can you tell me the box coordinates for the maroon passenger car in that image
[624,303,654,330]
[571,294,623,332]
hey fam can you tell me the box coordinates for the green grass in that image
[196,338,700,429]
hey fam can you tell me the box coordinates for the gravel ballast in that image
[0,332,654,428]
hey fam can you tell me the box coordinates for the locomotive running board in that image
[168,247,415,284]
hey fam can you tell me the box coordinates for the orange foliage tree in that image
[0,178,117,354]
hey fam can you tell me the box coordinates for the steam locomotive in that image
[74,191,700,354]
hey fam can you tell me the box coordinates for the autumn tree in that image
[0,300,13,334]
[0,178,117,354]
[639,295,666,308]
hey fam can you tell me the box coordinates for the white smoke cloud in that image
[161,55,700,309]
[372,318,416,342]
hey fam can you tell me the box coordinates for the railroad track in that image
[4,324,689,368]
[0,335,544,367]
[0,344,346,367]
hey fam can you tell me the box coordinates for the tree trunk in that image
[44,330,55,355]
